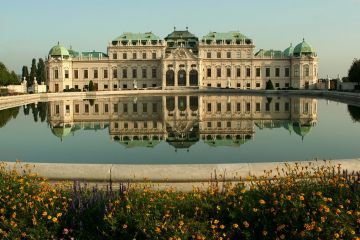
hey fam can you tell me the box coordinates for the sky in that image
[0,0,359,78]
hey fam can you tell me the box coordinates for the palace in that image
[46,28,318,92]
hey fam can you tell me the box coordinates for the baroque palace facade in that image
[46,28,318,92]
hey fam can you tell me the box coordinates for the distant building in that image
[46,29,318,92]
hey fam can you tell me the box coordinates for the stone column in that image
[174,64,178,88]
[186,65,190,87]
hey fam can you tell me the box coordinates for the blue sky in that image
[1,0,359,78]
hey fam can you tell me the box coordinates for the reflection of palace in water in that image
[48,95,317,148]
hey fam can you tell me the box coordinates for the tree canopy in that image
[348,59,360,85]
[0,62,20,86]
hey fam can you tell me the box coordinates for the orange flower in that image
[299,196,305,201]
[259,199,266,205]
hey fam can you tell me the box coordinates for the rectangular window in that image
[123,53,127,59]
[84,70,88,79]
[226,68,231,77]
[104,84,108,89]
[265,102,270,112]
[54,69,59,79]
[237,83,241,88]
[142,52,146,59]
[142,84,147,88]
[65,105,70,113]
[143,103,147,113]
[132,69,137,78]
[113,84,117,89]
[152,52,156,59]
[207,122,212,128]
[207,52,211,58]
[122,69,127,78]
[113,104,118,113]
[113,69,117,78]
[142,69,147,78]
[133,52,137,59]
[133,103,137,113]
[217,68,221,77]
[266,67,270,77]
[94,104,99,113]
[236,68,241,77]
[275,83,280,88]
[246,83,251,89]
[64,70,69,79]
[124,122,128,129]
[123,84,127,89]
[207,68,211,78]
[246,68,251,77]
[275,102,280,112]
[227,102,231,112]
[123,103,128,113]
[85,104,89,113]
[152,103,157,113]
[285,67,290,77]
[246,102,251,112]
[216,103,221,112]
[114,122,118,129]
[103,69,108,78]
[75,104,79,113]
[256,103,261,112]
[275,68,280,77]
[113,53,117,59]
[104,104,108,113]
[153,121,157,129]
[134,122,138,129]
[74,70,78,79]
[285,83,290,88]
[256,83,260,88]
[285,102,290,112]
[217,52,221,58]
[74,85,78,89]
[217,122,221,128]
[256,67,260,77]
[152,68,157,78]
[207,103,211,112]
[236,102,241,112]
[227,121,231,128]
[55,105,59,114]
[144,122,148,129]
[227,52,231,58]
[94,69,98,79]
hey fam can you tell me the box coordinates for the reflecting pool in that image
[0,94,359,164]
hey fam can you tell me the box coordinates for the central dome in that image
[49,43,69,57]
[293,39,314,56]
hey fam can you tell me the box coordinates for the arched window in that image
[189,70,198,86]
[166,70,174,86]
[303,65,310,77]
[178,70,186,86]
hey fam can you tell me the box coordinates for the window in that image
[227,52,231,58]
[207,52,211,58]
[256,103,261,112]
[65,85,69,90]
[113,104,118,113]
[114,122,118,129]
[94,104,99,113]
[122,69,127,78]
[94,69,98,79]
[75,104,79,113]
[285,102,290,112]
[123,53,127,59]
[124,122,128,129]
[285,83,290,88]
[217,83,221,88]
[207,68,211,78]
[133,103,137,113]
[246,83,250,89]
[275,68,280,77]
[236,102,241,112]
[144,122,147,129]
[134,122,138,129]
[246,102,251,112]
[142,52,146,59]
[143,103,147,113]
[226,68,231,77]
[153,121,157,128]
[152,52,156,59]
[65,105,70,113]
[55,105,59,114]
[246,68,251,77]
[227,121,231,128]
[256,83,260,88]
[216,68,221,77]
[113,53,117,59]
[236,68,241,77]
[304,65,310,77]
[152,68,157,78]
[275,102,280,112]
[256,68,260,77]
[85,104,89,113]
[142,84,147,88]
[275,83,280,88]
[285,67,290,77]
[227,103,231,112]
[54,69,59,79]
[217,52,221,58]
[103,69,108,78]
[104,104,108,113]
[294,65,299,77]
[152,103,157,113]
[84,69,88,79]
[265,102,270,112]
[142,69,147,78]
[123,103,128,113]
[265,67,270,77]
[132,68,137,78]
[133,52,137,59]
[217,103,221,112]
[64,70,69,79]
[104,84,108,89]
[113,84,117,89]
[113,69,117,78]
[217,122,221,128]
[207,103,212,112]
[74,70,78,79]
[123,84,127,89]
[237,83,241,88]
[207,122,212,128]
[74,85,78,89]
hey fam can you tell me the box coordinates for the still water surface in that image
[0,94,359,164]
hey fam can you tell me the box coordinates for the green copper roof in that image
[113,32,161,42]
[293,39,314,55]
[255,49,283,58]
[165,29,198,41]
[80,51,108,58]
[283,43,294,57]
[202,31,250,41]
[51,126,72,139]
[293,123,312,137]
[49,43,70,57]
[68,48,79,57]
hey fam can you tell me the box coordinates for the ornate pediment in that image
[165,47,198,60]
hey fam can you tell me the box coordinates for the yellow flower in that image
[213,219,219,224]
[126,205,131,209]
[52,217,58,223]
[123,224,127,229]
[220,224,225,229]
[42,211,47,217]
[259,199,266,205]
[243,221,249,228]
[334,233,340,238]
[286,195,292,200]
[280,234,285,239]
[47,215,52,220]
[262,230,268,236]
[21,232,27,237]
[155,227,161,233]
[299,196,305,201]
[253,208,258,212]
[56,213,62,218]
[232,223,239,229]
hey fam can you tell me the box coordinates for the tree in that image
[29,58,37,86]
[348,59,360,86]
[37,58,46,84]
[88,80,95,91]
[266,80,274,90]
[10,71,19,85]
[22,65,29,82]
[0,62,19,86]
[347,105,360,122]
